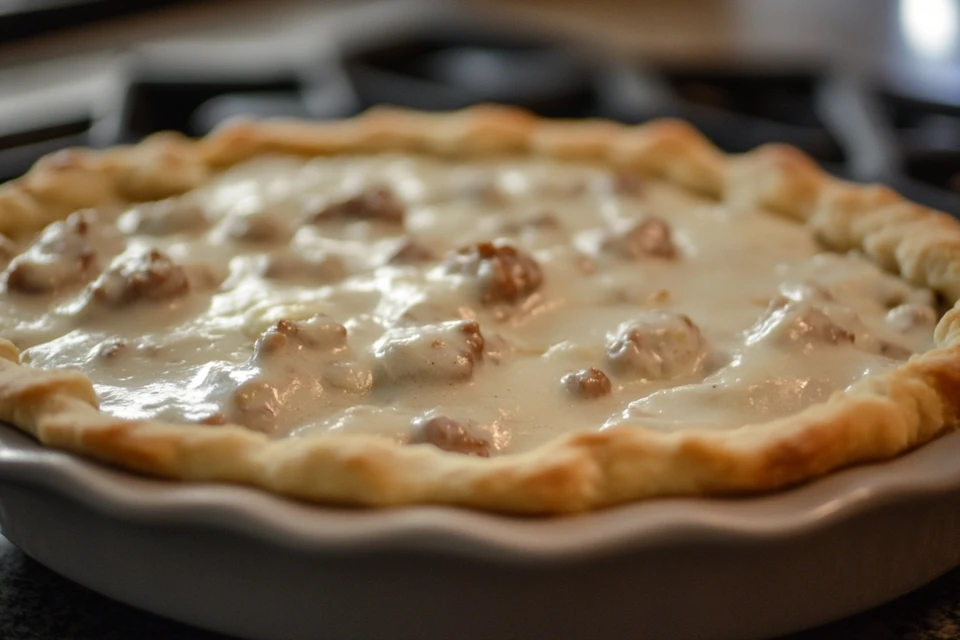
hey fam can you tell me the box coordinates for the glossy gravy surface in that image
[0,155,938,455]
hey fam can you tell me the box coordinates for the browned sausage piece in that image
[239,316,370,430]
[232,379,283,434]
[5,210,117,294]
[91,249,190,306]
[310,186,404,225]
[445,240,543,305]
[751,296,855,346]
[254,315,348,359]
[226,211,294,244]
[562,367,612,399]
[410,415,491,457]
[603,217,677,260]
[388,239,436,265]
[374,320,485,383]
[607,311,708,379]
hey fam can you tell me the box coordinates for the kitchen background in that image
[1,1,959,639]
[2,0,960,214]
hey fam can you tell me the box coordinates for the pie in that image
[0,105,958,514]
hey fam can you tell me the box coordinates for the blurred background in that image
[1,0,960,213]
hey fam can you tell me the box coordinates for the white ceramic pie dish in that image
[1,422,959,640]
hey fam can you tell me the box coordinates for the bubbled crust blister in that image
[0,105,959,514]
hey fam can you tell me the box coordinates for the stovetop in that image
[2,2,959,216]
[0,0,194,43]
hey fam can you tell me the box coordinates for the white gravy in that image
[0,154,937,455]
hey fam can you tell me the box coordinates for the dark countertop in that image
[2,531,959,640]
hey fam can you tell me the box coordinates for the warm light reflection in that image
[900,0,960,59]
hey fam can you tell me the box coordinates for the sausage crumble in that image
[374,320,485,383]
[603,217,677,260]
[607,311,708,379]
[5,210,118,294]
[226,211,294,244]
[91,249,191,306]
[562,367,612,399]
[445,240,543,305]
[233,379,283,434]
[254,315,348,359]
[310,186,405,225]
[410,415,491,457]
[388,239,436,265]
[751,296,855,346]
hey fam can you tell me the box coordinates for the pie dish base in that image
[2,421,960,640]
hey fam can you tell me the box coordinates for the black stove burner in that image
[2,18,960,216]
[657,70,845,162]
[341,25,597,116]
[121,76,303,142]
[0,0,196,43]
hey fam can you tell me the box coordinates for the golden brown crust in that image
[1,105,960,514]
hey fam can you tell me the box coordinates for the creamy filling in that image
[0,154,938,455]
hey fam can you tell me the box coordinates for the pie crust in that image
[1,105,959,514]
